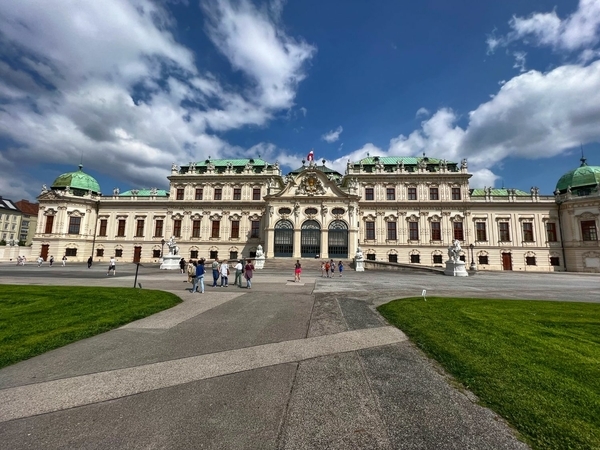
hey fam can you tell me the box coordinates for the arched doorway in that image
[328,220,348,258]
[301,220,321,257]
[274,220,294,257]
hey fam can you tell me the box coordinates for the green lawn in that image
[378,297,600,450]
[0,285,181,369]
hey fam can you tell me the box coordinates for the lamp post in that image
[469,243,477,271]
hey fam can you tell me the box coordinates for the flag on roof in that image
[307,149,314,161]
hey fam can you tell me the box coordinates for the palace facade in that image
[32,155,600,272]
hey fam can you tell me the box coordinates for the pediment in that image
[269,168,356,201]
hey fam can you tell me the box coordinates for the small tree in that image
[0,239,6,246]
[18,240,26,246]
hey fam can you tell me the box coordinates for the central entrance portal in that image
[328,220,348,258]
[274,220,294,257]
[301,220,321,258]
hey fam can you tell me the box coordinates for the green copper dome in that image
[555,157,600,193]
[52,164,101,194]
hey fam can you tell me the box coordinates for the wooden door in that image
[41,244,49,261]
[133,246,142,263]
[501,252,512,271]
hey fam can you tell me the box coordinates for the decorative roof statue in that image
[171,162,178,173]
[461,158,468,170]
[41,184,48,194]
[113,187,120,195]
[150,187,157,195]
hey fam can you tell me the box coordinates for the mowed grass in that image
[378,297,600,450]
[0,285,181,369]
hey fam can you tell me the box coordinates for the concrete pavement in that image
[1,263,595,448]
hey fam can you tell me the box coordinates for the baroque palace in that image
[32,154,600,272]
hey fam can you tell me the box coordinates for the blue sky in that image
[1,0,599,201]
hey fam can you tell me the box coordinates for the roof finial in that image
[501,178,505,189]
[79,151,83,171]
[580,143,587,166]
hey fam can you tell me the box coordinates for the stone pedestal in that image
[255,256,265,270]
[160,254,181,270]
[355,259,364,272]
[444,260,469,277]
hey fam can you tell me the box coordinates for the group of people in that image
[321,260,343,278]
[181,257,255,293]
[35,255,68,267]
[15,255,27,265]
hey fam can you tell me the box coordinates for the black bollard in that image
[133,263,141,288]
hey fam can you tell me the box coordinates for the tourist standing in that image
[338,261,344,277]
[324,260,330,278]
[179,258,186,274]
[330,259,335,277]
[107,256,116,276]
[187,260,196,283]
[294,260,302,282]
[194,260,205,293]
[220,260,229,287]
[244,259,254,289]
[234,260,243,287]
[87,256,93,268]
[49,255,54,267]
[320,261,326,277]
[211,258,220,287]
[62,255,67,266]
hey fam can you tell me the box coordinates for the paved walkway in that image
[1,264,597,449]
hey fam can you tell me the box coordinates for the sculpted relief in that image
[295,173,326,196]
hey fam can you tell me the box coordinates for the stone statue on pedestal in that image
[355,246,365,272]
[255,244,265,269]
[444,240,468,277]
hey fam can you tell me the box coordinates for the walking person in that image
[107,256,116,276]
[320,261,326,277]
[49,255,54,267]
[330,259,335,277]
[325,260,330,278]
[244,259,254,289]
[211,258,220,287]
[294,260,302,282]
[37,256,43,267]
[194,260,205,293]
[338,260,344,277]
[234,260,243,287]
[179,258,186,274]
[220,260,229,287]
[62,255,67,266]
[187,259,196,284]
[87,256,93,269]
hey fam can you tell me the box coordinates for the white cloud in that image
[415,107,430,118]
[299,107,307,117]
[0,0,315,200]
[322,126,343,143]
[489,0,600,54]
[513,51,527,72]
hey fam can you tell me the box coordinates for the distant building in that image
[32,155,600,272]
[0,196,22,245]
[14,200,39,245]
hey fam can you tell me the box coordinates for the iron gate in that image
[328,220,348,258]
[274,220,294,257]
[301,220,321,257]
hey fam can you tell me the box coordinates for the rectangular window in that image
[44,215,54,234]
[211,220,220,238]
[173,219,182,238]
[429,188,439,200]
[581,220,597,241]
[253,188,261,200]
[476,222,487,241]
[408,187,417,200]
[195,188,203,200]
[387,221,397,240]
[433,254,443,264]
[210,250,218,260]
[526,256,536,266]
[251,220,260,238]
[550,256,560,266]
[68,217,81,235]
[135,219,145,237]
[430,222,441,241]
[115,249,123,258]
[233,188,242,200]
[451,187,461,200]
[99,219,107,236]
[117,219,126,237]
[453,221,464,241]
[96,248,104,257]
[152,249,161,258]
[365,188,374,201]
[478,255,489,265]
[522,222,534,242]
[409,221,419,240]
[499,222,510,241]
[176,188,184,200]
[410,254,420,263]
[386,188,395,201]
[388,254,398,263]
[366,253,376,261]
[546,222,557,242]
[365,221,375,240]
[192,220,201,238]
[231,220,240,239]
[155,219,163,237]
[214,188,222,200]
[229,251,238,260]
[65,248,77,257]
[190,250,199,259]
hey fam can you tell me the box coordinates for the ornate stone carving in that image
[296,173,326,196]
